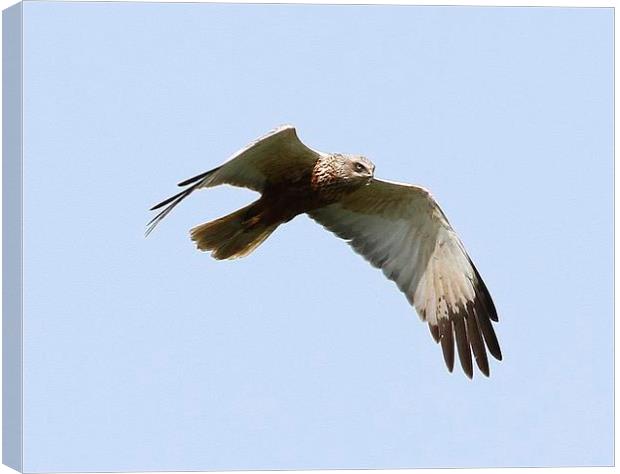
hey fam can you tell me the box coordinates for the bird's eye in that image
[354,163,366,173]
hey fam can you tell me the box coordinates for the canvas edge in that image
[2,2,23,472]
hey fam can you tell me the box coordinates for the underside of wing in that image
[309,179,501,378]
[147,125,320,235]
[189,124,321,192]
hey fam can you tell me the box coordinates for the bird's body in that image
[148,125,502,378]
[247,154,368,226]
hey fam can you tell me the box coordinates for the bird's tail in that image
[190,202,278,260]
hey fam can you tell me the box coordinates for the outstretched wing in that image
[308,179,501,378]
[147,125,320,235]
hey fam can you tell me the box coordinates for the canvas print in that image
[3,1,613,472]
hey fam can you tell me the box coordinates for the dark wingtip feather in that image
[150,188,188,211]
[475,308,502,362]
[147,166,221,235]
[478,360,490,377]
[177,166,221,187]
[465,302,490,376]
[145,203,176,237]
[439,319,455,372]
[177,171,210,187]
[429,323,440,343]
[465,262,502,363]
[452,314,473,379]
[146,186,196,236]
[470,259,499,322]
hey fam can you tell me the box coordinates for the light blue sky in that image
[20,2,612,471]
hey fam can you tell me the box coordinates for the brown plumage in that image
[147,125,502,378]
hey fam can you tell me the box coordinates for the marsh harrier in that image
[147,125,502,378]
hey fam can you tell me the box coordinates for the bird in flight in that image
[147,125,502,378]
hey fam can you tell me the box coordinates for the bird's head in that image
[327,153,375,184]
[344,154,375,184]
[312,153,375,196]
